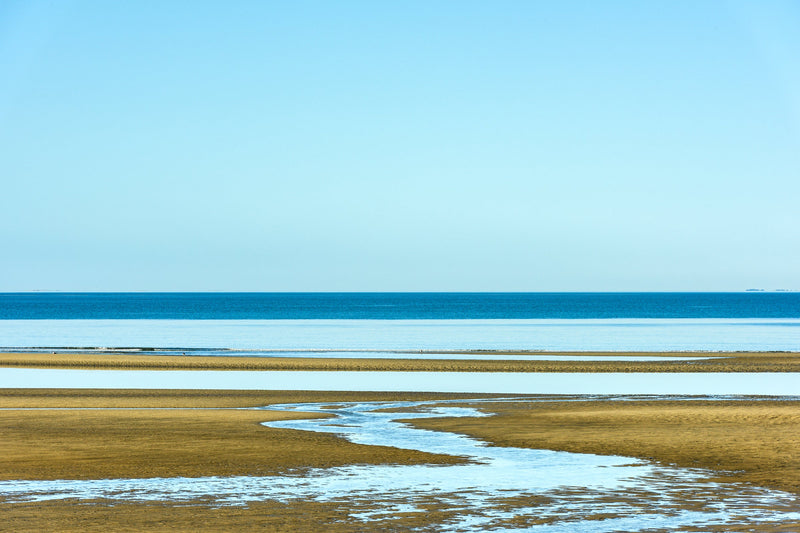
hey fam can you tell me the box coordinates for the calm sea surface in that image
[2,292,799,319]
[0,293,798,352]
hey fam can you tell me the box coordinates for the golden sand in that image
[2,351,799,372]
[0,390,472,480]
[1,390,798,532]
[410,398,800,495]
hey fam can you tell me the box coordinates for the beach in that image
[1,388,799,531]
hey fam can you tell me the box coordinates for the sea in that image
[0,292,798,353]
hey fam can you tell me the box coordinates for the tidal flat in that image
[1,390,799,532]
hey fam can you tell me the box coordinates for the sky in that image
[1,1,799,292]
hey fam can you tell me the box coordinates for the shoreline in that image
[2,351,800,372]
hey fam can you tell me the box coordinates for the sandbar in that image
[2,351,799,372]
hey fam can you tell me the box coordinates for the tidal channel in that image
[1,399,799,531]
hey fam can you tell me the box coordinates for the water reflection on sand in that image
[1,400,798,532]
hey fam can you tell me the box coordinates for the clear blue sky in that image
[1,1,798,291]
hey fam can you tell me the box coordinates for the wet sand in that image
[0,390,473,480]
[2,351,800,372]
[5,499,795,533]
[411,397,800,495]
[1,390,799,531]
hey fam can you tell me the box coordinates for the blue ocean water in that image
[0,293,798,352]
[1,292,799,319]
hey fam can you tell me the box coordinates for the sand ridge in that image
[2,351,800,372]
